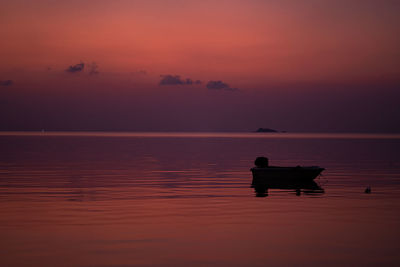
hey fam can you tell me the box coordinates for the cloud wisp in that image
[159,75,201,86]
[185,79,202,85]
[137,70,147,75]
[206,80,238,91]
[0,80,13,86]
[88,62,99,75]
[65,62,85,73]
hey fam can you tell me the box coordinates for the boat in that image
[250,157,324,185]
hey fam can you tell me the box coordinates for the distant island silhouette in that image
[255,128,278,133]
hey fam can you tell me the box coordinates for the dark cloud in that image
[88,62,99,75]
[65,62,84,73]
[206,81,228,90]
[0,80,13,86]
[159,75,184,85]
[159,75,202,86]
[206,80,238,91]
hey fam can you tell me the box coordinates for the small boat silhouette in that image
[250,157,325,197]
[251,157,324,184]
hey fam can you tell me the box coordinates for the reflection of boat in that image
[252,180,324,197]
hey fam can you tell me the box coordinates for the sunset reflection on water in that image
[1,133,400,266]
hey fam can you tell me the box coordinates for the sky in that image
[0,0,399,132]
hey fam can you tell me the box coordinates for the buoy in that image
[365,186,371,194]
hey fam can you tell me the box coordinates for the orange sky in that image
[1,0,399,82]
[0,0,399,132]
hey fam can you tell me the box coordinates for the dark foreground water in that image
[1,132,400,267]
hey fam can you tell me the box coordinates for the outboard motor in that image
[255,157,269,168]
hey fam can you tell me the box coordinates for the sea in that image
[1,132,400,267]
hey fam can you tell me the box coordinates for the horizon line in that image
[1,131,400,139]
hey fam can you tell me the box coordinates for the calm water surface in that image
[1,132,400,266]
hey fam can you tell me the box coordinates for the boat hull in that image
[251,166,324,185]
